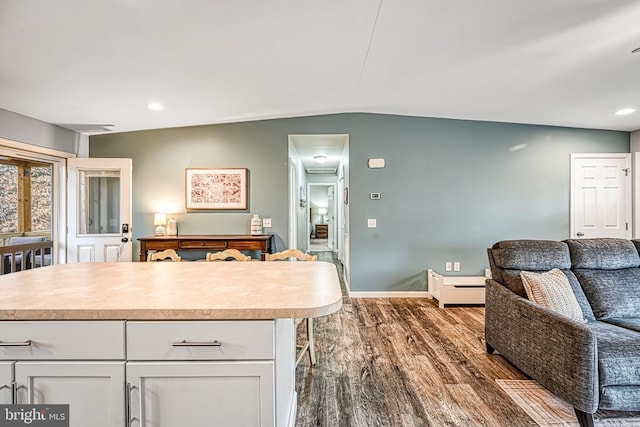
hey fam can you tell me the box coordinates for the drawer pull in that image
[0,340,32,347]
[172,339,222,347]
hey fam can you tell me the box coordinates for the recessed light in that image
[313,155,327,164]
[147,102,164,111]
[615,107,636,116]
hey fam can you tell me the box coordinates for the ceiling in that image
[290,134,347,173]
[1,1,640,136]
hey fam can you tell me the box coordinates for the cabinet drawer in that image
[126,321,274,360]
[227,241,263,251]
[0,321,125,360]
[179,240,227,250]
[146,241,179,251]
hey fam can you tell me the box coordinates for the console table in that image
[138,234,274,261]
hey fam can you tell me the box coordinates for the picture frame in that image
[185,168,247,210]
[299,186,307,208]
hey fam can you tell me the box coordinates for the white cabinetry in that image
[127,362,274,426]
[0,319,296,427]
[0,362,12,404]
[14,362,125,426]
[126,320,293,427]
[0,321,126,427]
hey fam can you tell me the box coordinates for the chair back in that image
[266,249,317,261]
[205,249,251,261]
[147,249,181,262]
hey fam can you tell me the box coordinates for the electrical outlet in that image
[367,218,377,228]
[262,218,272,228]
[453,261,460,272]
[445,262,452,272]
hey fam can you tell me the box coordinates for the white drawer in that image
[0,321,125,360]
[126,321,275,361]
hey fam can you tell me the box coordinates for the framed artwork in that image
[185,168,247,210]
[299,186,307,207]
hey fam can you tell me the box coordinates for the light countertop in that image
[0,262,343,320]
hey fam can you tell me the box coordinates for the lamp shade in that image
[153,213,167,226]
[318,208,327,215]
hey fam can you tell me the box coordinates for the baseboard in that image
[349,291,430,298]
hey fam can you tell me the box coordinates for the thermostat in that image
[369,193,381,200]
[368,158,385,168]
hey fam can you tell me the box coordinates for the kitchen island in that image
[0,261,343,427]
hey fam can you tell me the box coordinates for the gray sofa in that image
[486,238,640,427]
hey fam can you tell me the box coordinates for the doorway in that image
[0,137,72,266]
[570,153,631,239]
[288,134,350,288]
[308,183,337,252]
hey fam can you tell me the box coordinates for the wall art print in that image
[185,168,247,210]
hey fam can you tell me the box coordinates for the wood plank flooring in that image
[295,253,533,426]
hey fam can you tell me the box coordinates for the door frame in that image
[307,182,338,252]
[570,152,632,239]
[0,137,74,264]
[67,157,133,262]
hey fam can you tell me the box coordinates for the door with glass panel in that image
[67,158,132,262]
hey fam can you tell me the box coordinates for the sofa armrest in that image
[485,279,598,413]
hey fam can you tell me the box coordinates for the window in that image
[0,157,52,239]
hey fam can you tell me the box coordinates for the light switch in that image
[367,218,377,228]
[262,218,272,228]
[453,261,460,272]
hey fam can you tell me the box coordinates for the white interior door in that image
[67,158,132,262]
[571,153,631,239]
[327,185,335,250]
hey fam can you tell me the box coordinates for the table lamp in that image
[154,213,167,236]
[318,207,327,224]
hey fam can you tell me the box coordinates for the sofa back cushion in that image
[566,238,640,269]
[488,240,595,320]
[565,239,640,320]
[8,236,46,246]
[571,268,640,320]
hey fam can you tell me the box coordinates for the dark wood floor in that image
[295,252,533,427]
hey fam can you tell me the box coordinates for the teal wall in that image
[90,113,629,292]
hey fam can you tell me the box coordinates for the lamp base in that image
[155,225,165,236]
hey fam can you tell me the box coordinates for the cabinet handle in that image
[125,382,133,427]
[0,340,32,347]
[171,339,222,347]
[12,382,17,405]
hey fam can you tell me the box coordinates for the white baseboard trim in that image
[349,291,430,298]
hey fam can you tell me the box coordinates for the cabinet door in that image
[15,361,125,427]
[0,362,13,404]
[127,361,274,427]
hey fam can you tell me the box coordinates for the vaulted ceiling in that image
[1,1,639,134]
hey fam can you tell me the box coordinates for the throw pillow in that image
[520,268,586,323]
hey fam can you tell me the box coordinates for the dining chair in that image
[147,249,181,262]
[265,248,317,262]
[267,248,317,366]
[205,249,251,261]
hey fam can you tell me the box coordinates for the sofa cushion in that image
[587,321,640,388]
[604,318,640,333]
[488,240,595,320]
[491,240,571,270]
[573,268,640,320]
[8,236,46,245]
[520,269,586,323]
[565,238,640,269]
